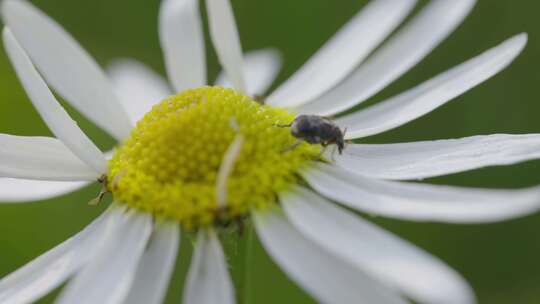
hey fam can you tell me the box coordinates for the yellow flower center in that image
[108,86,320,230]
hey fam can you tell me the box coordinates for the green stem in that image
[242,223,255,304]
[232,220,255,304]
[225,220,255,304]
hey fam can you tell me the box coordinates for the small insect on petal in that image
[281,115,346,154]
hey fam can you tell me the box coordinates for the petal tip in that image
[515,32,529,45]
[505,32,528,57]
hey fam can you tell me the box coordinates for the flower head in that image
[2,0,540,304]
[108,86,319,229]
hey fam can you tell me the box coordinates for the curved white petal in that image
[0,210,112,304]
[56,210,152,304]
[159,0,206,91]
[206,0,245,92]
[183,229,235,304]
[254,209,407,304]
[122,221,180,304]
[267,0,416,107]
[215,49,282,96]
[337,34,527,139]
[333,134,540,180]
[108,59,171,124]
[3,29,107,175]
[2,0,132,140]
[0,134,99,181]
[281,186,476,304]
[297,0,476,116]
[303,163,540,223]
[0,178,89,203]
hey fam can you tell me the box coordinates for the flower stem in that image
[241,222,255,304]
[231,219,255,304]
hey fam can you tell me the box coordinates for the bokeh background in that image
[1,0,540,303]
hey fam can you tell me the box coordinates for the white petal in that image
[281,186,476,304]
[183,229,235,304]
[296,0,476,116]
[303,163,540,223]
[3,29,107,175]
[0,210,112,304]
[108,59,171,124]
[206,0,245,92]
[215,49,282,96]
[159,0,206,91]
[216,134,244,209]
[0,178,89,203]
[0,134,99,181]
[122,221,180,304]
[336,34,527,139]
[333,134,540,180]
[56,210,152,304]
[2,0,132,140]
[254,209,407,304]
[267,0,416,107]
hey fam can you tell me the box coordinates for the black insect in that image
[279,115,346,154]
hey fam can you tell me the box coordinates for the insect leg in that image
[89,176,109,205]
[331,145,339,161]
[316,145,328,161]
[282,139,303,153]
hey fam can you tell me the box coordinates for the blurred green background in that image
[1,0,540,303]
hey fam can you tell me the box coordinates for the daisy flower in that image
[2,0,540,303]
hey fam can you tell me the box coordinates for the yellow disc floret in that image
[108,86,320,230]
